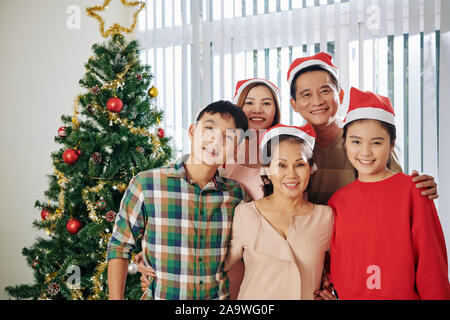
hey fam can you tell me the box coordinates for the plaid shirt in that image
[107,155,247,300]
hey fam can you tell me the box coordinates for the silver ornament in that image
[128,262,138,274]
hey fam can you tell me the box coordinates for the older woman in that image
[224,124,334,300]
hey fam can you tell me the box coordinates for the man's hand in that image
[411,170,438,200]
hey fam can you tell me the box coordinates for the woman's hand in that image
[314,288,337,300]
[411,170,438,200]
[134,252,156,293]
[314,274,337,300]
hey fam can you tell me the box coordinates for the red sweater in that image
[328,173,450,300]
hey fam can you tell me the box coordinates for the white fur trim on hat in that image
[287,59,339,88]
[344,107,396,126]
[259,126,315,154]
[232,79,281,105]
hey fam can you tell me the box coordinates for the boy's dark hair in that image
[260,135,315,197]
[290,65,341,101]
[343,119,397,173]
[196,100,249,132]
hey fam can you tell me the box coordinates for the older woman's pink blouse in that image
[226,201,333,300]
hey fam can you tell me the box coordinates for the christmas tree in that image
[5,3,172,300]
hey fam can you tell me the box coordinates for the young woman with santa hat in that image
[328,88,450,300]
[220,78,282,299]
[219,78,282,200]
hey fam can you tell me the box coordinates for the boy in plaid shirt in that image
[107,101,249,300]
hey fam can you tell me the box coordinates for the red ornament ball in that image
[58,126,67,138]
[157,128,165,138]
[66,218,82,235]
[107,97,123,113]
[41,209,50,221]
[63,149,80,165]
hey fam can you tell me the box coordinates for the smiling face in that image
[290,70,343,128]
[189,112,239,167]
[242,85,277,130]
[345,119,395,182]
[265,139,312,199]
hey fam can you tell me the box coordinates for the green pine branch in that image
[6,34,172,300]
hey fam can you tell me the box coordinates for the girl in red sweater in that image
[328,87,450,300]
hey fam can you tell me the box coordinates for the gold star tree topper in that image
[86,0,145,38]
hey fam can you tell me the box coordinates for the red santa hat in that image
[259,123,316,154]
[344,87,396,126]
[287,52,339,88]
[232,78,281,106]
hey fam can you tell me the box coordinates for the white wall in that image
[0,0,129,300]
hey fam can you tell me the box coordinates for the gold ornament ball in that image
[148,86,158,98]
